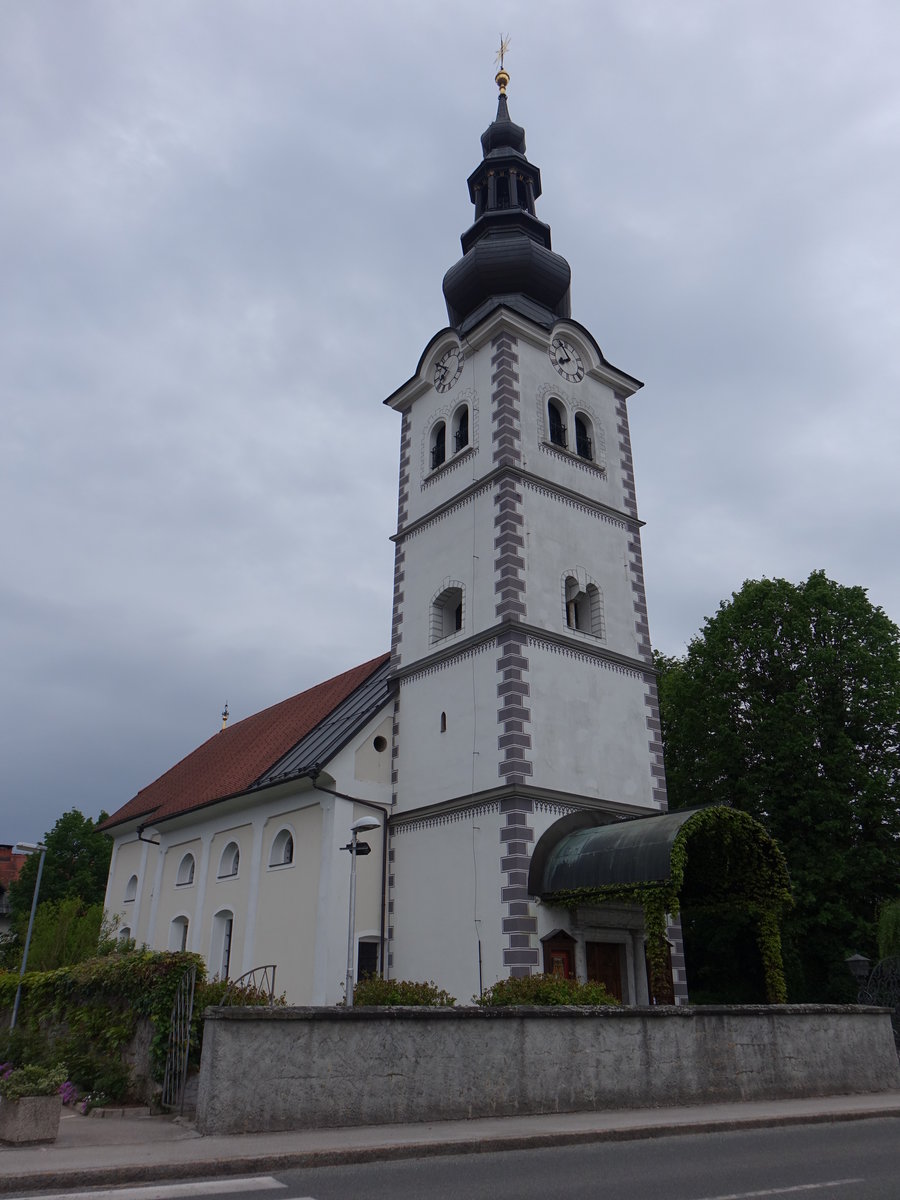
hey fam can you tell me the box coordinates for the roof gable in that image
[102,653,390,832]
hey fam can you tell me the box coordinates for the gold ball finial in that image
[495,34,511,94]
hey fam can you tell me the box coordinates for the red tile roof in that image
[102,654,390,832]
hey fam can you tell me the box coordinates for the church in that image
[102,63,688,1008]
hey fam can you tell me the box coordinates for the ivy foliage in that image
[476,974,617,1007]
[545,806,792,1004]
[656,571,900,1001]
[0,950,205,1100]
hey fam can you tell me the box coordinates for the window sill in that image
[541,440,606,475]
[267,862,295,871]
[425,444,475,482]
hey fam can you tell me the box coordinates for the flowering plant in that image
[0,1063,67,1101]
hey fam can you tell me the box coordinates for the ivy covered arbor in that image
[528,805,793,1004]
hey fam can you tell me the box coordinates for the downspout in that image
[305,770,390,981]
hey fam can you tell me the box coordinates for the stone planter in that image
[0,1093,62,1144]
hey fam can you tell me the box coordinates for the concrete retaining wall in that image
[196,1004,900,1135]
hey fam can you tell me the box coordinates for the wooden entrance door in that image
[585,940,624,1002]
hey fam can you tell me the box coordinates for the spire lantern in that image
[441,50,572,334]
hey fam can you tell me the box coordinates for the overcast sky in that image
[3,1,899,844]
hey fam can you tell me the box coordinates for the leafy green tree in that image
[657,571,900,1002]
[9,808,111,923]
[13,897,110,972]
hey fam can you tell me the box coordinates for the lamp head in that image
[351,816,381,833]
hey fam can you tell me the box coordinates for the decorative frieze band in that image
[390,800,502,836]
[526,634,646,679]
[398,637,496,686]
[521,479,627,529]
[400,481,493,541]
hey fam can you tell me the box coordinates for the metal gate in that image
[161,964,196,1114]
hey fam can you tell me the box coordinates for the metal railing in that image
[222,964,278,1006]
[859,955,900,1054]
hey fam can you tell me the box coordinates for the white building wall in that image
[526,646,656,807]
[103,705,392,1005]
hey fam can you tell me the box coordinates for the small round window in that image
[373,735,388,752]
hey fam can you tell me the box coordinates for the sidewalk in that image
[2,1091,900,1195]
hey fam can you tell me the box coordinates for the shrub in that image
[0,1063,67,1100]
[352,978,456,1007]
[475,974,618,1007]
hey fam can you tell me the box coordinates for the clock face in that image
[549,337,585,383]
[434,347,464,393]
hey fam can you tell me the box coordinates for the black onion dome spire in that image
[442,68,571,333]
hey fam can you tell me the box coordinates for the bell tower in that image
[384,66,673,1000]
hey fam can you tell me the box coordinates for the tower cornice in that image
[387,618,655,685]
[390,461,645,544]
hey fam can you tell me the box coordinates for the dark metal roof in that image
[529,808,705,896]
[442,80,571,333]
[257,657,393,786]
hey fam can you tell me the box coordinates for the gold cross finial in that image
[495,34,511,94]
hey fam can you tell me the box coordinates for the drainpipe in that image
[305,771,390,981]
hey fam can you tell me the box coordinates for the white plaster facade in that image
[104,710,390,1005]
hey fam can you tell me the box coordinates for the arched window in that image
[548,399,567,449]
[452,404,469,453]
[574,413,593,461]
[176,853,195,887]
[431,582,464,642]
[217,842,240,879]
[124,874,138,903]
[430,421,446,470]
[118,926,132,944]
[269,828,294,867]
[169,916,189,952]
[564,574,604,638]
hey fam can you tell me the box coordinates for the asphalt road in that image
[26,1117,900,1200]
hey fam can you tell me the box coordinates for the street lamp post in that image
[10,842,47,1031]
[343,816,380,1008]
